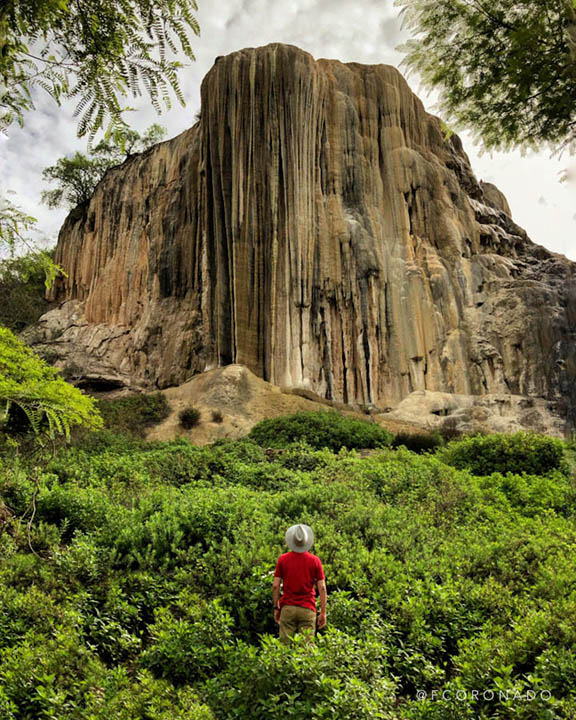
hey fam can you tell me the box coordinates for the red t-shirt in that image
[274,551,325,612]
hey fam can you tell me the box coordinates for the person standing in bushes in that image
[272,524,327,642]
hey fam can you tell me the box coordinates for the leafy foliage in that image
[1,0,200,140]
[249,411,393,451]
[41,153,112,210]
[142,598,234,683]
[396,0,576,153]
[0,192,64,289]
[93,123,168,160]
[1,429,576,717]
[0,326,102,441]
[0,251,53,331]
[203,631,396,719]
[0,193,37,254]
[392,432,444,454]
[41,124,167,209]
[95,393,171,438]
[438,431,568,476]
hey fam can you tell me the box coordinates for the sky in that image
[2,0,575,259]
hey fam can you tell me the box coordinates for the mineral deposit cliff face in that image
[30,44,576,421]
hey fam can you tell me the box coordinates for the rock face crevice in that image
[28,43,576,424]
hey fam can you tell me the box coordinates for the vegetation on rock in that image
[96,393,171,439]
[179,407,202,429]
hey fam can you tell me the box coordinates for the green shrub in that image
[142,597,233,683]
[0,586,60,650]
[70,428,149,453]
[179,406,201,429]
[0,626,106,718]
[269,441,334,472]
[86,669,216,720]
[202,630,396,720]
[53,533,109,584]
[211,410,223,423]
[3,427,576,718]
[97,393,170,437]
[248,411,393,451]
[37,484,115,539]
[0,686,16,720]
[0,326,102,441]
[437,432,568,476]
[392,432,444,453]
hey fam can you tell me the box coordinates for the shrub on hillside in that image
[97,393,170,437]
[392,432,444,454]
[179,407,201,429]
[248,411,393,451]
[437,431,568,476]
[211,410,223,423]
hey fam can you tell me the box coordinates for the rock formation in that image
[24,43,576,432]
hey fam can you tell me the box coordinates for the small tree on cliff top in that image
[41,124,167,209]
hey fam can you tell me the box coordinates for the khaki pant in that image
[279,605,316,643]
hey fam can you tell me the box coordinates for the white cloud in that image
[2,0,575,260]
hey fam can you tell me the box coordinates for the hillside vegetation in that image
[1,414,575,719]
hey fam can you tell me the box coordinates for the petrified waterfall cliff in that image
[29,44,576,426]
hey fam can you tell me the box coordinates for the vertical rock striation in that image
[29,43,576,424]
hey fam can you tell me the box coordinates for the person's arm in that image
[272,575,282,624]
[317,579,327,629]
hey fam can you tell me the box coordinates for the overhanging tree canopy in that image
[396,0,576,154]
[0,0,200,140]
[0,326,102,441]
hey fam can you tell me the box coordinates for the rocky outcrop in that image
[25,44,576,430]
[383,390,566,437]
[145,364,421,444]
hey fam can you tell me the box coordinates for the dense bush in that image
[248,411,393,451]
[437,431,568,476]
[1,431,576,718]
[0,252,50,333]
[96,393,170,437]
[179,407,202,429]
[392,432,444,454]
[203,631,396,719]
[142,597,234,683]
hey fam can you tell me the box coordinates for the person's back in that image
[272,524,327,642]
